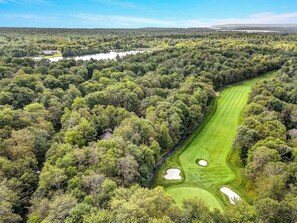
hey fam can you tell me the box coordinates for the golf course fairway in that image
[152,71,277,211]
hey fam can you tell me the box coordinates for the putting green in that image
[153,72,277,210]
[167,187,223,211]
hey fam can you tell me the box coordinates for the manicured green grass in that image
[152,71,277,210]
[43,53,62,58]
[167,187,223,211]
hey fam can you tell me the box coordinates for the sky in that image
[0,0,297,28]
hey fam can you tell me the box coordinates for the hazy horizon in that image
[1,24,297,29]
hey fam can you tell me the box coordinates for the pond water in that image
[32,50,148,62]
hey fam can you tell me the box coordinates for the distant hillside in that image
[212,24,297,33]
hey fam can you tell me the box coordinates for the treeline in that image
[232,59,297,222]
[1,28,297,58]
[0,33,296,222]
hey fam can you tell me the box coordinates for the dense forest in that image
[0,28,296,222]
[0,28,212,57]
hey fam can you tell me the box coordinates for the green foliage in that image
[65,203,92,223]
[0,180,22,223]
[182,198,216,222]
[225,201,256,223]
[109,186,181,222]
[0,30,296,222]
[158,124,173,150]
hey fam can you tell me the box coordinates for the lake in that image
[32,50,148,62]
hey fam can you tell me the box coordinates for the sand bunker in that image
[198,160,208,166]
[164,169,182,180]
[220,187,241,204]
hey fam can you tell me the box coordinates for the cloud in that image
[1,11,297,28]
[0,0,50,5]
[0,0,18,3]
[0,13,56,20]
[250,12,297,23]
[213,12,297,26]
[175,12,297,27]
[70,12,297,28]
[91,0,140,9]
[71,13,174,27]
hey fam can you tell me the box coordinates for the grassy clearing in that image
[152,71,277,210]
[43,53,62,58]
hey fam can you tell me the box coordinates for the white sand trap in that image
[198,160,208,166]
[220,187,241,204]
[164,169,182,180]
